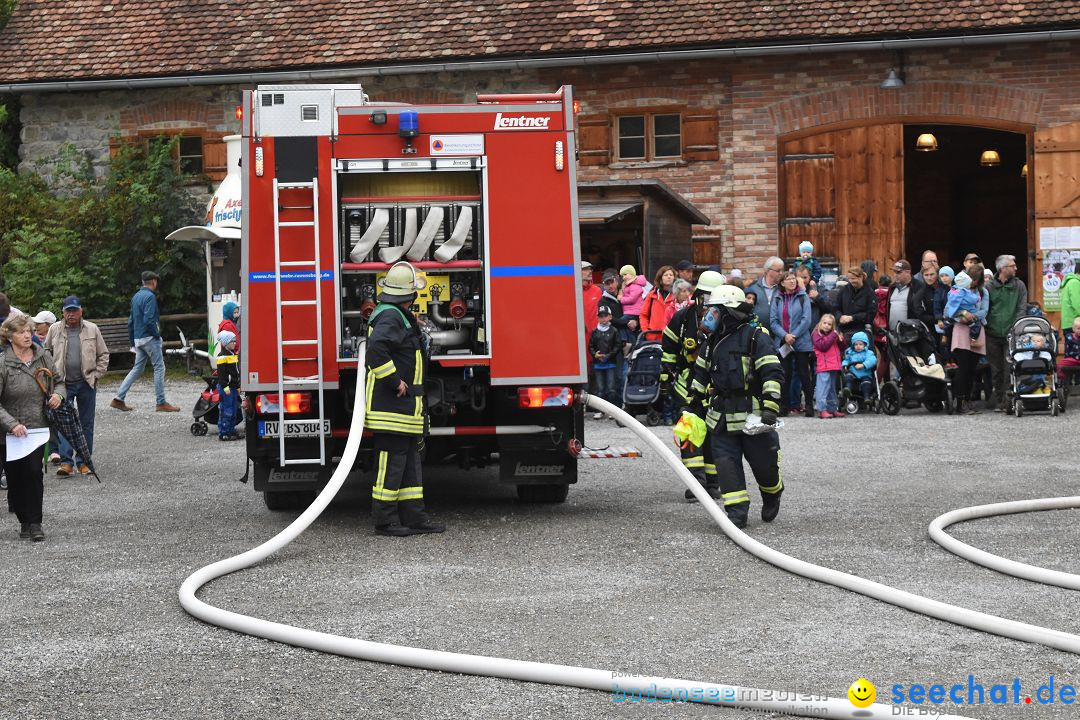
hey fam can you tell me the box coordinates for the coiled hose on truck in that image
[180,354,1074,718]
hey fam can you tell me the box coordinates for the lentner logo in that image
[514,462,564,476]
[494,112,551,130]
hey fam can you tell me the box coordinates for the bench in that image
[93,318,130,356]
[89,313,208,370]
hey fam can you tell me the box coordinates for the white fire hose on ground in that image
[179,357,1070,719]
[929,497,1080,590]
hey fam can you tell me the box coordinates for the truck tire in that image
[516,483,570,503]
[263,490,316,511]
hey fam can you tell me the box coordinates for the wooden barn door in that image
[1034,121,1080,331]
[780,124,904,276]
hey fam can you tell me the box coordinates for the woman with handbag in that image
[0,314,64,541]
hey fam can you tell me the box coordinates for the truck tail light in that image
[255,146,264,176]
[256,392,312,414]
[554,140,565,171]
[518,386,573,409]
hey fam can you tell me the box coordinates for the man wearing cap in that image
[44,296,110,476]
[688,285,783,528]
[675,260,695,284]
[886,259,920,331]
[111,271,179,412]
[365,261,445,537]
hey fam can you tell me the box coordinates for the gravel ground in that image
[2,376,1079,720]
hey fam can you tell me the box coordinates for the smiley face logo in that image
[848,678,876,708]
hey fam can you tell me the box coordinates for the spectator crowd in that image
[584,244,1080,420]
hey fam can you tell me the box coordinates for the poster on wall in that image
[1042,249,1080,312]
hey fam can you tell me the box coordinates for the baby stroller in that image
[190,374,221,436]
[881,320,954,415]
[623,336,664,426]
[840,354,882,415]
[1005,316,1066,416]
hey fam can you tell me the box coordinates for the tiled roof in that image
[2,1,1078,84]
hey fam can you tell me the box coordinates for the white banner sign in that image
[430,135,485,155]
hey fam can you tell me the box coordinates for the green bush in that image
[0,138,205,319]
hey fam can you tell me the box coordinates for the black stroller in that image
[622,336,664,426]
[1005,316,1066,416]
[881,320,954,415]
[190,373,222,436]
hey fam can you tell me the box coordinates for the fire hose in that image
[929,497,1080,590]
[179,352,1070,718]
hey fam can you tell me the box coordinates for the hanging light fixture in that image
[1020,163,1028,178]
[980,149,1001,167]
[880,69,905,89]
[915,133,938,152]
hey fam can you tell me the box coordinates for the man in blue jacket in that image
[111,271,180,412]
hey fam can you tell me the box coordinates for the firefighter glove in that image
[760,408,778,426]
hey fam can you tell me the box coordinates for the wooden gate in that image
[779,124,904,276]
[1034,121,1080,330]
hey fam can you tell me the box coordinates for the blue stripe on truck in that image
[490,265,574,278]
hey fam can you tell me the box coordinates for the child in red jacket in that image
[811,314,844,418]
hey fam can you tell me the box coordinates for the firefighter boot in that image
[375,524,415,537]
[761,493,782,523]
[725,505,749,529]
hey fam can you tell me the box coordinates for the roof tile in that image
[0,0,1077,83]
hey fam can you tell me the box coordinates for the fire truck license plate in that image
[258,420,332,438]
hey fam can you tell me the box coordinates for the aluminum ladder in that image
[272,178,327,466]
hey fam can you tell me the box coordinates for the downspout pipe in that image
[4,29,1080,94]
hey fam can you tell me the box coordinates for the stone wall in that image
[16,38,1080,274]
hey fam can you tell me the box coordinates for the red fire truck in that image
[241,85,587,510]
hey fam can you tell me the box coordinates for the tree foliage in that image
[0,139,204,318]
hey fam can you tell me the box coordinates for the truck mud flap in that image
[253,462,330,492]
[499,449,577,485]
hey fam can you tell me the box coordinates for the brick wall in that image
[16,39,1080,275]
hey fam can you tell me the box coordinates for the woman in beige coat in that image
[0,314,64,541]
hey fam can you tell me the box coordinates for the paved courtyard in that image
[2,377,1078,719]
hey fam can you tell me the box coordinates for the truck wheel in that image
[516,483,569,503]
[263,490,315,511]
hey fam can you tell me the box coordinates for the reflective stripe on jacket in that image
[364,304,426,435]
[689,323,782,434]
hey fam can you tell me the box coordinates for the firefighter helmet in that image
[705,285,746,308]
[694,270,725,296]
[377,261,427,302]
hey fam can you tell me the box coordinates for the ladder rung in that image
[282,418,326,426]
[281,300,318,306]
[283,376,319,383]
[280,205,314,210]
[279,260,316,267]
[279,221,315,227]
[281,458,324,466]
[282,339,319,346]
[278,182,314,189]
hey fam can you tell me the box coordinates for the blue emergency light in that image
[399,110,419,138]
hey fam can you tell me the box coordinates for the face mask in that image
[702,308,720,332]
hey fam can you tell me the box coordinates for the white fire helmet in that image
[694,270,725,296]
[705,285,746,308]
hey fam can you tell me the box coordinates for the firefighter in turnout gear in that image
[364,261,445,537]
[688,285,784,528]
[660,270,725,501]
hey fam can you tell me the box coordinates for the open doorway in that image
[904,125,1028,282]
